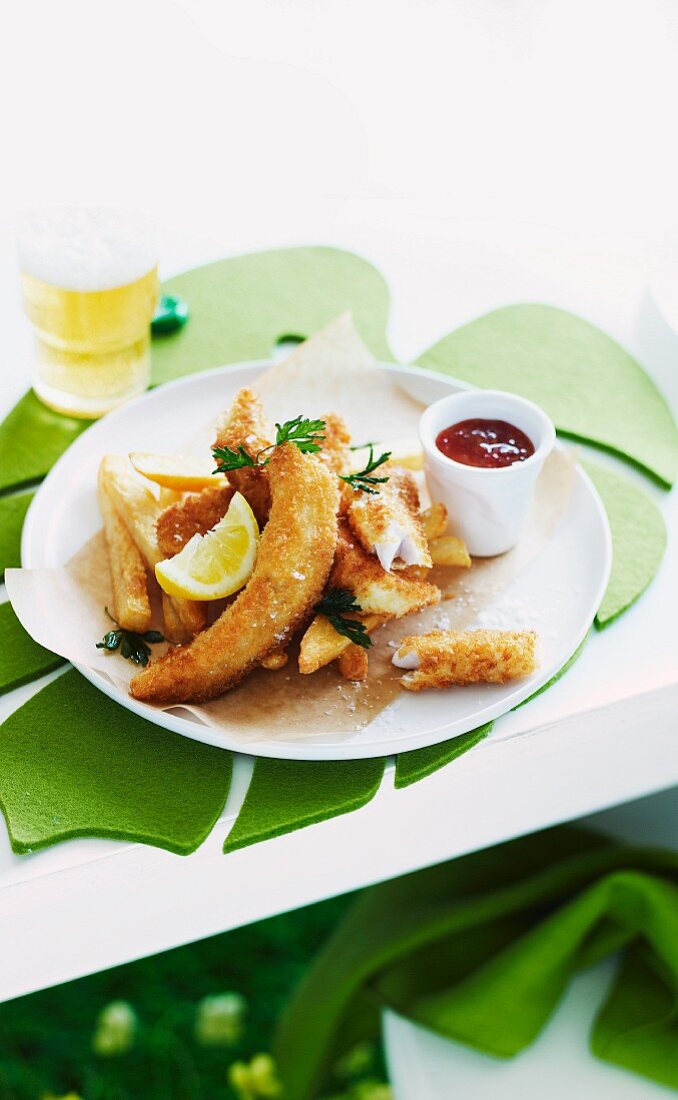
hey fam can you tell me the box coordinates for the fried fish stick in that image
[156,484,234,558]
[130,444,339,704]
[338,644,369,682]
[318,412,351,473]
[98,476,152,633]
[214,387,272,525]
[100,455,207,643]
[348,465,432,571]
[299,613,385,675]
[392,630,538,691]
[331,520,440,618]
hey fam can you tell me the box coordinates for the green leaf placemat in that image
[0,602,65,696]
[584,461,668,627]
[395,723,492,789]
[418,304,678,487]
[0,490,33,578]
[0,391,92,496]
[0,669,233,855]
[152,246,393,386]
[224,758,386,853]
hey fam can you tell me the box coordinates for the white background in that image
[2,0,678,379]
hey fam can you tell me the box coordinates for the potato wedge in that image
[421,502,448,541]
[429,536,472,569]
[98,476,152,634]
[338,644,369,682]
[299,612,385,675]
[261,647,289,671]
[130,451,227,492]
[100,455,207,643]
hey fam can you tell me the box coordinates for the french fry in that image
[261,647,289,670]
[98,475,152,634]
[429,536,471,569]
[100,455,207,643]
[130,451,227,492]
[338,644,369,681]
[299,612,385,674]
[421,502,448,541]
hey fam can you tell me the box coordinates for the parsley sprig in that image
[96,610,164,667]
[316,588,372,649]
[340,445,391,494]
[213,416,326,473]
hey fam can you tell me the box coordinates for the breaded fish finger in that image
[156,484,234,558]
[213,388,272,525]
[348,465,432,572]
[393,629,538,691]
[130,444,339,704]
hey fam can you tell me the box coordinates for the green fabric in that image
[0,391,92,495]
[584,461,668,627]
[0,669,233,855]
[0,601,65,696]
[394,723,492,789]
[418,304,678,487]
[224,757,386,853]
[152,246,393,386]
[0,490,34,578]
[274,828,678,1098]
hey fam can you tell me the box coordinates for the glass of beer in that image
[18,208,159,418]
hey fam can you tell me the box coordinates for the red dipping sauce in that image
[435,418,535,469]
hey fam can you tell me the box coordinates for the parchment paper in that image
[6,315,575,744]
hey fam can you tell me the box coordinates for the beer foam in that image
[18,208,157,291]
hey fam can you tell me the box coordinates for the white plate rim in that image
[20,361,613,761]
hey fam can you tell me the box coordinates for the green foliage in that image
[0,894,364,1100]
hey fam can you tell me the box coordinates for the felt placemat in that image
[0,248,674,859]
[0,392,92,495]
[0,669,233,855]
[584,461,668,627]
[394,724,493,789]
[0,490,34,579]
[274,827,678,1098]
[0,602,64,697]
[224,757,386,853]
[418,304,678,487]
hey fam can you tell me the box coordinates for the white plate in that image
[21,363,612,761]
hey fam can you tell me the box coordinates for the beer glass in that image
[18,209,159,418]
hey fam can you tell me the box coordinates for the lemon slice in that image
[155,492,259,600]
[130,451,226,491]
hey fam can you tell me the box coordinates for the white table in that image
[0,228,676,1006]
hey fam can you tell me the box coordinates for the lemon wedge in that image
[130,451,226,491]
[155,492,259,600]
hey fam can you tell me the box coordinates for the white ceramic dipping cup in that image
[419,390,556,557]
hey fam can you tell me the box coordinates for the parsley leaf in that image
[212,444,257,474]
[96,612,165,667]
[212,416,327,472]
[340,446,391,494]
[315,588,372,649]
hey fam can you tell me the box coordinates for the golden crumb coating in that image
[130,444,339,704]
[331,519,440,619]
[213,387,272,524]
[394,630,538,691]
[318,412,352,474]
[156,484,235,559]
[347,465,432,571]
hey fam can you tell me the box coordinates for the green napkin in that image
[274,827,678,1098]
[418,304,678,487]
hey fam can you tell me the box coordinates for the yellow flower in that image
[228,1053,283,1099]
